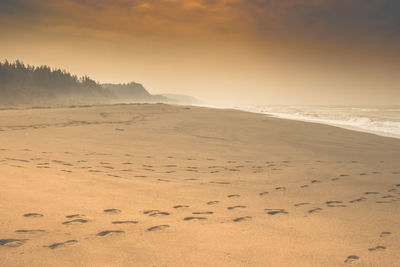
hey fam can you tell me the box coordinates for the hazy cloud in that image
[1,0,399,42]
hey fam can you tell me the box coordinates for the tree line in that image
[0,60,111,104]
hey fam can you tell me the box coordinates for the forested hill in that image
[102,82,169,102]
[0,60,113,104]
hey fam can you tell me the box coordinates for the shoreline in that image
[223,105,400,140]
[2,101,400,140]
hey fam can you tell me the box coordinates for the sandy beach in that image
[0,103,399,266]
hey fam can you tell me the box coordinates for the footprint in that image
[380,232,391,237]
[15,230,46,234]
[144,210,170,216]
[275,187,286,191]
[173,205,189,209]
[147,225,170,232]
[104,209,121,214]
[45,240,78,249]
[0,239,27,247]
[326,201,346,207]
[259,192,269,196]
[308,208,322,214]
[207,201,219,205]
[294,202,310,207]
[210,181,230,185]
[227,194,240,198]
[227,206,247,210]
[62,219,88,225]
[192,211,213,215]
[349,197,366,203]
[368,246,386,252]
[97,230,124,237]
[112,221,138,224]
[344,255,359,263]
[300,185,309,188]
[311,180,320,184]
[184,217,207,221]
[376,200,393,204]
[264,209,288,215]
[365,192,379,195]
[233,216,252,222]
[23,213,43,218]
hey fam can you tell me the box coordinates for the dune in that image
[0,103,399,266]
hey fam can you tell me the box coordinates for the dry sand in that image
[0,103,399,266]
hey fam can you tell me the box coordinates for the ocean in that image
[231,105,400,139]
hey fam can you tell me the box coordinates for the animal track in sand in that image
[344,255,359,263]
[227,206,247,210]
[311,180,320,184]
[259,192,269,196]
[104,209,121,214]
[368,246,386,252]
[147,225,170,231]
[0,239,28,247]
[173,205,189,209]
[112,221,138,224]
[184,217,207,221]
[300,185,309,188]
[62,219,88,225]
[265,209,288,215]
[227,194,240,198]
[207,201,219,205]
[233,216,252,222]
[158,179,170,182]
[45,240,78,249]
[97,231,124,237]
[275,187,286,191]
[23,213,43,218]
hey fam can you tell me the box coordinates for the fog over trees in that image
[0,60,201,106]
[0,60,113,104]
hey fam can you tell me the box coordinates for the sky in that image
[1,0,400,105]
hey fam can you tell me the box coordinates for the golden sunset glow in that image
[1,0,400,104]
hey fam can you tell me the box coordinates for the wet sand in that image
[0,103,399,266]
